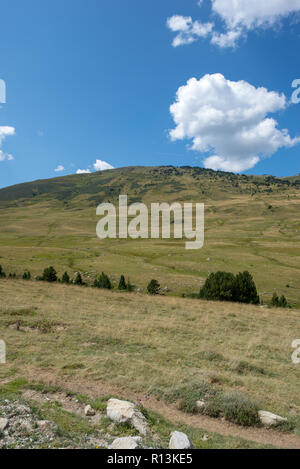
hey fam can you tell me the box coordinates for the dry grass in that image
[0,279,299,433]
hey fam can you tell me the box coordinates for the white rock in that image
[110,436,142,450]
[84,405,95,417]
[0,418,8,431]
[196,400,205,410]
[107,398,149,435]
[169,431,193,449]
[259,410,288,426]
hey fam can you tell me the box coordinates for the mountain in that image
[0,166,299,208]
[0,166,299,307]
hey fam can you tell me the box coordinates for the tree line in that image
[0,264,289,307]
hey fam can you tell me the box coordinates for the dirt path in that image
[16,371,300,450]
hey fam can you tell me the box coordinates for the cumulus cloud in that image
[75,160,114,175]
[76,168,91,174]
[93,159,114,171]
[212,0,300,30]
[54,165,65,172]
[0,126,15,162]
[169,73,300,172]
[167,0,300,48]
[166,15,214,47]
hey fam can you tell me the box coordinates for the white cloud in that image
[0,126,15,162]
[54,165,65,172]
[76,169,91,174]
[93,159,114,171]
[212,0,300,30]
[167,0,300,48]
[211,28,243,48]
[166,15,214,47]
[75,160,114,175]
[169,73,300,172]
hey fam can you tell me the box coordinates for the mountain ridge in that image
[1,165,299,208]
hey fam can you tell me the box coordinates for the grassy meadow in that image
[0,166,300,448]
[0,166,299,306]
[0,279,299,433]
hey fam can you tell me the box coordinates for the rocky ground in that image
[0,389,194,449]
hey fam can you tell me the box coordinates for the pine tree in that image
[278,295,288,308]
[118,275,127,291]
[234,271,259,305]
[74,272,84,285]
[61,272,70,284]
[42,266,57,283]
[199,272,236,302]
[271,292,279,307]
[94,272,112,290]
[22,270,31,280]
[147,279,160,295]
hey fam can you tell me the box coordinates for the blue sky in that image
[0,0,300,188]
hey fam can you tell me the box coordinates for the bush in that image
[220,392,260,427]
[42,266,57,283]
[94,272,112,290]
[0,265,6,278]
[271,292,288,308]
[8,272,16,279]
[74,272,84,286]
[234,271,259,304]
[199,271,236,302]
[118,275,127,291]
[61,272,70,284]
[200,271,260,305]
[22,270,31,280]
[147,279,160,295]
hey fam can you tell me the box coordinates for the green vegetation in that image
[0,265,6,278]
[22,270,31,280]
[93,272,112,290]
[0,166,299,306]
[147,279,161,295]
[41,266,57,283]
[61,272,70,284]
[118,275,127,291]
[73,272,84,286]
[0,379,275,449]
[271,292,289,308]
[200,271,259,304]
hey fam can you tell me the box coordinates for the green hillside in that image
[0,166,300,306]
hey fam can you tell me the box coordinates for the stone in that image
[259,410,288,426]
[107,398,149,435]
[84,405,95,417]
[196,400,205,410]
[110,436,142,450]
[0,418,8,431]
[169,431,193,449]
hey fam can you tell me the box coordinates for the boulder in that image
[110,436,142,450]
[84,405,95,417]
[259,410,287,426]
[107,398,149,435]
[169,431,193,449]
[0,418,8,431]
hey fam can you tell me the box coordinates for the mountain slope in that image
[0,166,299,306]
